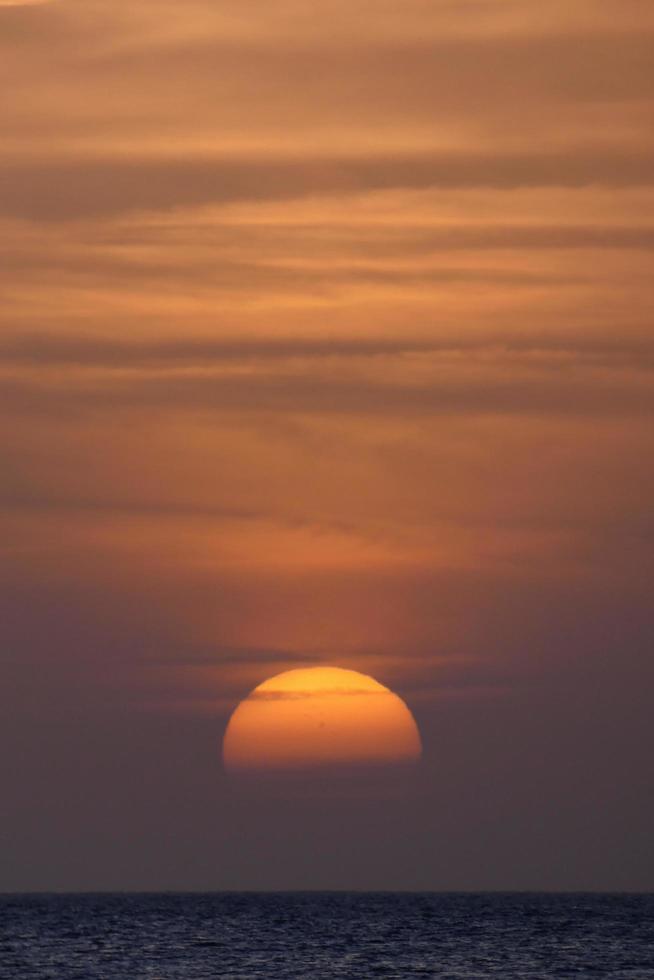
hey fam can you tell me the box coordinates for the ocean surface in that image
[1,892,652,979]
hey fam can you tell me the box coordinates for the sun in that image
[222,666,421,773]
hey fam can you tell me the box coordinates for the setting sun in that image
[222,667,422,773]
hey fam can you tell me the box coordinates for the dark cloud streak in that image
[2,149,654,221]
[2,332,654,369]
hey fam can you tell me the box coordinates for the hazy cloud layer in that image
[1,0,653,890]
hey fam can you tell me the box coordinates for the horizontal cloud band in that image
[3,150,654,221]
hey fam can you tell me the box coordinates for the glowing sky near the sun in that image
[1,0,653,892]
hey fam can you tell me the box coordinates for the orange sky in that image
[1,0,653,890]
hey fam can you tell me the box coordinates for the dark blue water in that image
[1,892,652,979]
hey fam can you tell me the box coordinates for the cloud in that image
[1,0,654,892]
[2,332,654,370]
[2,351,652,424]
[1,149,653,223]
[249,687,386,701]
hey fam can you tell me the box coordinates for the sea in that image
[1,892,652,979]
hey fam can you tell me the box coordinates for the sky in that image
[1,0,653,892]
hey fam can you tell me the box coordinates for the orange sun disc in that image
[222,666,422,773]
